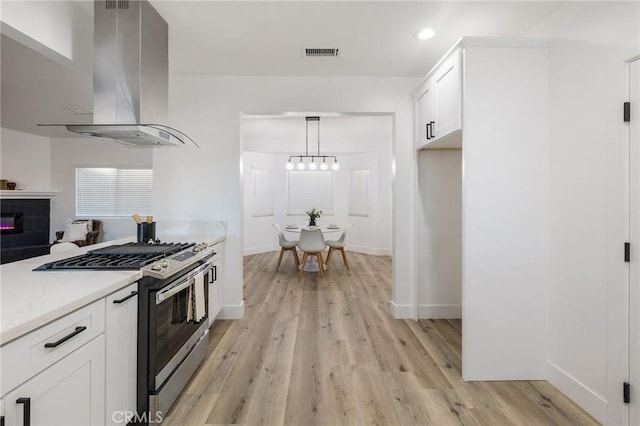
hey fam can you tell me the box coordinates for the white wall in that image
[417,149,462,318]
[155,76,418,319]
[0,128,51,190]
[243,151,392,256]
[527,2,640,423]
[462,45,549,381]
[49,137,153,242]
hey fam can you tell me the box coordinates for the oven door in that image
[151,261,211,390]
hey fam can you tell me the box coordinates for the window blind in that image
[76,168,153,217]
[287,171,334,215]
[252,169,274,217]
[349,170,369,217]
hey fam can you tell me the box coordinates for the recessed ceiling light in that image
[414,28,435,40]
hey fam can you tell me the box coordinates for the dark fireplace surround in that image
[0,199,50,264]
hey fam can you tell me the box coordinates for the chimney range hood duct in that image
[47,0,197,147]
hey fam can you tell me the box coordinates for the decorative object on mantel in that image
[306,207,322,226]
[285,116,339,171]
[1,179,18,190]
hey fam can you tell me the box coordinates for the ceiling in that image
[0,0,568,137]
[153,1,565,77]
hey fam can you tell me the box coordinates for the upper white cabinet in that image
[105,283,138,426]
[432,50,462,140]
[414,81,434,147]
[413,48,462,149]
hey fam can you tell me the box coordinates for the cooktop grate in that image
[35,242,194,271]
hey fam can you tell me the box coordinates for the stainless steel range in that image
[36,241,217,424]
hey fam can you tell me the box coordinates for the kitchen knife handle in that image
[113,291,138,304]
[44,326,87,348]
[16,398,30,426]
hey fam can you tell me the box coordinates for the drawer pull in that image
[44,326,87,348]
[16,398,30,426]
[113,291,138,304]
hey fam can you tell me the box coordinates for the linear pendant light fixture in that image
[286,116,339,171]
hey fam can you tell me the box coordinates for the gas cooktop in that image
[35,242,194,271]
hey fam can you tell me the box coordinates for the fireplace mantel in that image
[0,191,59,200]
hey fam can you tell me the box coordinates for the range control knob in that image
[151,263,162,271]
[161,260,169,268]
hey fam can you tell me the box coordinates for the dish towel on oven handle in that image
[187,270,207,323]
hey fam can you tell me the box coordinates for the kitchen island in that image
[0,233,225,426]
[0,233,225,345]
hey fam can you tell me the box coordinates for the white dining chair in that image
[297,228,326,278]
[325,224,353,271]
[273,224,300,271]
[50,242,80,254]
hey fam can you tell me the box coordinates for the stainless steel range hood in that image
[48,0,196,147]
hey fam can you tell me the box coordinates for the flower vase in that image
[309,218,316,227]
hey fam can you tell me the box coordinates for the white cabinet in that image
[1,334,106,426]
[414,80,434,149]
[432,49,462,140]
[105,283,138,425]
[413,48,462,149]
[208,243,223,326]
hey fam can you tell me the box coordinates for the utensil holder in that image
[137,222,156,243]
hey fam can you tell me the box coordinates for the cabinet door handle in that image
[44,326,87,348]
[113,291,138,304]
[209,265,217,284]
[429,121,435,139]
[16,398,30,426]
[426,123,431,140]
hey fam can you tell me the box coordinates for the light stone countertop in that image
[0,234,225,346]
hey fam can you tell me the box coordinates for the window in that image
[287,171,334,215]
[252,169,274,217]
[349,170,369,217]
[76,168,153,217]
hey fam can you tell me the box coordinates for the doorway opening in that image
[239,112,394,289]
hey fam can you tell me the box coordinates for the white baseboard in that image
[418,304,462,319]
[219,301,244,319]
[390,301,415,319]
[244,245,278,256]
[547,361,607,424]
[348,245,392,256]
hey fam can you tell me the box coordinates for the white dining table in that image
[283,225,342,272]
[282,225,342,235]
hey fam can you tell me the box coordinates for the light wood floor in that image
[163,251,599,426]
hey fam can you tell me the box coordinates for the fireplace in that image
[1,200,50,264]
[1,212,23,234]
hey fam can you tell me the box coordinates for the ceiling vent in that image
[303,48,340,58]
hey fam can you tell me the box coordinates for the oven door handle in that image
[156,261,212,304]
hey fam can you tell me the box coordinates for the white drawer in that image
[0,299,105,396]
